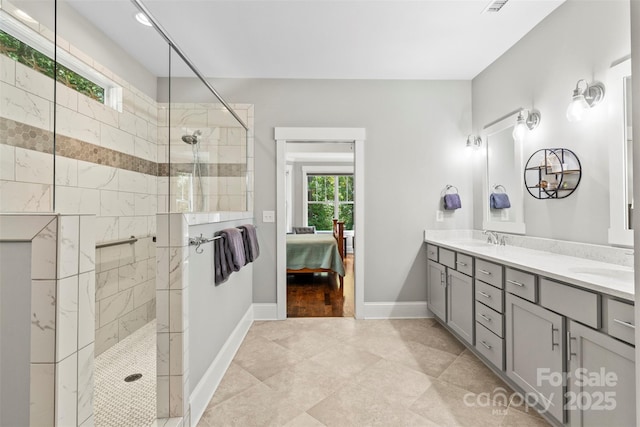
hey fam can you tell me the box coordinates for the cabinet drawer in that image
[540,278,601,329]
[505,268,537,303]
[475,280,504,313]
[455,253,473,276]
[439,248,456,269]
[426,244,438,261]
[475,258,503,289]
[476,323,504,370]
[476,301,504,337]
[607,299,635,345]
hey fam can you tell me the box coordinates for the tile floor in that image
[94,320,157,427]
[198,318,550,427]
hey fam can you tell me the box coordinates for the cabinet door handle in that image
[456,261,467,267]
[480,341,492,350]
[478,269,492,276]
[507,279,525,287]
[551,326,559,350]
[478,291,491,299]
[567,332,577,361]
[440,271,444,286]
[613,319,636,329]
[479,314,491,322]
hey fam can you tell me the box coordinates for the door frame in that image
[275,127,366,319]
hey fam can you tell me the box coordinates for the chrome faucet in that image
[483,230,499,245]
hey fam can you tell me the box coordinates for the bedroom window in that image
[307,174,354,231]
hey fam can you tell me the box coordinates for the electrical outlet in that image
[262,210,275,223]
[436,210,444,222]
[501,209,509,220]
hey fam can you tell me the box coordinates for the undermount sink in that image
[568,266,634,282]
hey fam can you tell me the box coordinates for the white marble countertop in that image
[424,234,634,302]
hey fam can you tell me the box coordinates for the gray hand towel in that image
[443,193,461,210]
[221,227,246,271]
[490,193,511,209]
[238,224,260,262]
[214,235,233,285]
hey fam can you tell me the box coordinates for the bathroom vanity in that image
[425,231,635,427]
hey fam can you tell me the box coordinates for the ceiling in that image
[63,0,565,80]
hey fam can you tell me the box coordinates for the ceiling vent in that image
[483,0,510,13]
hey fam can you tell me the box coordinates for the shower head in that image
[182,130,202,145]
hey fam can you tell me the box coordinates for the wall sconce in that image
[466,135,482,149]
[512,109,541,142]
[566,79,605,122]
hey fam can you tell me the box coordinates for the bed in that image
[286,219,345,286]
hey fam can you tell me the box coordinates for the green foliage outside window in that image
[307,204,335,231]
[307,175,354,231]
[0,30,105,103]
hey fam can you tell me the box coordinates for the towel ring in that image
[441,184,459,196]
[492,184,507,193]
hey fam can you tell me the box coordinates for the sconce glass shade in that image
[566,93,590,122]
[512,115,527,142]
[466,135,482,149]
[566,80,605,122]
[512,109,540,142]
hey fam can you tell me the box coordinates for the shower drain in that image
[124,373,143,383]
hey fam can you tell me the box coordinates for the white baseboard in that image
[189,305,253,427]
[364,302,430,319]
[252,303,278,320]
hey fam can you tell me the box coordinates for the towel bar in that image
[189,228,250,254]
[96,235,138,249]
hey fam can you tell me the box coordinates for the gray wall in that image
[160,79,473,304]
[0,242,32,427]
[471,0,631,245]
[188,220,253,393]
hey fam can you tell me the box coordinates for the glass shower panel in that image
[167,47,249,213]
[0,0,55,213]
[54,0,170,425]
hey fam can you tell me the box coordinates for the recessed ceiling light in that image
[135,12,152,27]
[15,9,38,24]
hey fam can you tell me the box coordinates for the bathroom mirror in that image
[608,58,632,246]
[482,110,526,234]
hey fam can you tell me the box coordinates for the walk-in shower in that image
[182,130,205,211]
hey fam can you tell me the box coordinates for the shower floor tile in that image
[95,320,157,427]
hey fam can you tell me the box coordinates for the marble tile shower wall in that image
[0,37,159,355]
[0,8,254,358]
[0,214,97,426]
[157,103,254,213]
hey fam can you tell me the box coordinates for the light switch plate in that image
[436,210,444,222]
[501,209,509,220]
[262,210,275,223]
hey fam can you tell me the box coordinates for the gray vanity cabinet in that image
[447,269,474,345]
[427,260,447,321]
[506,293,565,423]
[567,320,635,427]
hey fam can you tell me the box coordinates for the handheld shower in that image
[180,129,204,211]
[181,130,202,145]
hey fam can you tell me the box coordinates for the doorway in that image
[287,160,355,317]
[275,127,366,319]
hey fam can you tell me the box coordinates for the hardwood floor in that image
[287,254,354,318]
